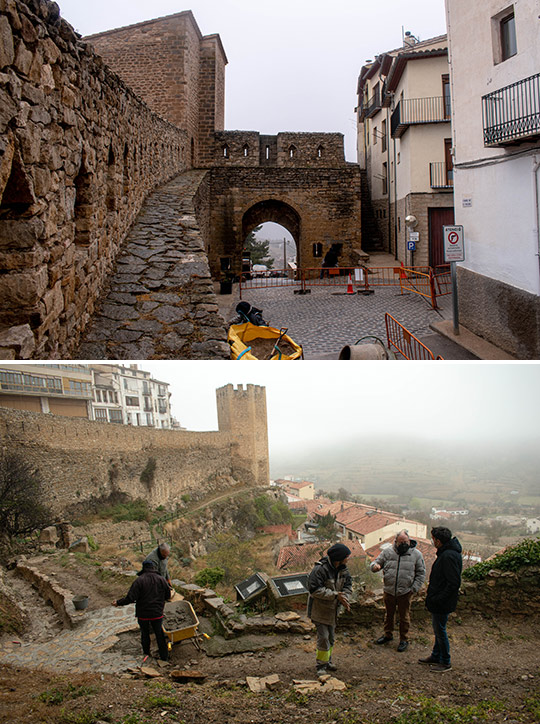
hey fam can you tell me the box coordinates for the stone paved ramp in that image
[73,171,229,360]
[0,606,141,674]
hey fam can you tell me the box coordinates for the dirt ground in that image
[1,552,539,724]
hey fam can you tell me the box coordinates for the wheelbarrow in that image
[162,600,209,653]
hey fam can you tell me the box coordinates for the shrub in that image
[194,566,225,588]
[463,537,540,581]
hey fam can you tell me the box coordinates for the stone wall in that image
[0,384,270,514]
[207,165,363,275]
[213,132,347,169]
[0,0,188,359]
[86,12,227,169]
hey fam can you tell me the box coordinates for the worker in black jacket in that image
[420,526,462,672]
[113,559,172,661]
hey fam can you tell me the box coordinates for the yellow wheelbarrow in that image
[162,600,210,653]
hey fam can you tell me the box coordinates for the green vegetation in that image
[391,696,505,723]
[38,683,96,705]
[98,498,152,523]
[463,537,540,581]
[194,566,225,588]
[141,692,180,710]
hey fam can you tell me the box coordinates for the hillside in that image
[0,535,539,724]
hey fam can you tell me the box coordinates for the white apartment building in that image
[0,363,174,428]
[90,364,173,428]
[444,0,540,357]
[357,34,454,267]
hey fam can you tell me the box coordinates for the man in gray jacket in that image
[370,530,426,652]
[307,543,352,675]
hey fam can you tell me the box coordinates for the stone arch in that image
[242,199,301,263]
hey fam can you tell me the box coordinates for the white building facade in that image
[90,364,173,428]
[445,0,540,357]
[357,35,454,266]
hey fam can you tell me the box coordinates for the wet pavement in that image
[221,282,479,360]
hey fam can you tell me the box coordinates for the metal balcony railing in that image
[391,96,450,137]
[430,162,453,189]
[482,73,540,146]
[364,87,381,118]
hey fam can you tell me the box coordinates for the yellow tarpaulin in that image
[228,322,303,360]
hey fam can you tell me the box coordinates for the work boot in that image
[397,641,408,652]
[316,664,328,676]
[375,635,393,645]
[326,661,338,671]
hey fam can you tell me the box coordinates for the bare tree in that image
[0,452,51,540]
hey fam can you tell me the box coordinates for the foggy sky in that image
[56,0,448,161]
[140,362,540,457]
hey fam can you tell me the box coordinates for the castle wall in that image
[86,13,227,169]
[0,0,187,359]
[0,384,269,514]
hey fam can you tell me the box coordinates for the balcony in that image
[391,96,450,138]
[430,162,453,189]
[482,73,540,146]
[364,87,381,119]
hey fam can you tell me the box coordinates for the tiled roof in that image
[286,480,314,490]
[366,536,438,575]
[346,513,400,536]
[276,539,366,571]
[315,501,357,518]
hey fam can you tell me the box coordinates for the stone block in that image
[39,525,59,545]
[0,16,15,68]
[0,324,35,358]
[0,218,44,250]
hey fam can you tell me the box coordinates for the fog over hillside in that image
[270,434,540,499]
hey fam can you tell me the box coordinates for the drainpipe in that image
[534,155,540,284]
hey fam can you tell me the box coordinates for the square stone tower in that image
[216,384,269,488]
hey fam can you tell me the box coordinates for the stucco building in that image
[357,34,454,267]
[444,0,540,357]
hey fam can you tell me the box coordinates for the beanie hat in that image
[327,543,351,562]
[137,559,157,576]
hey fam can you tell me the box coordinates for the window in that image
[442,75,451,118]
[125,396,139,407]
[94,408,107,421]
[382,162,388,195]
[492,6,517,64]
[381,119,387,152]
[288,145,296,159]
[373,126,378,145]
[313,242,323,258]
[317,145,323,158]
[500,12,517,60]
[222,144,229,158]
[243,144,249,157]
[109,409,123,423]
[146,413,154,426]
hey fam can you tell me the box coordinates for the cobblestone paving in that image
[236,283,452,359]
[73,171,229,360]
[0,606,141,674]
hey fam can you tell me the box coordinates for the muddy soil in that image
[163,601,196,631]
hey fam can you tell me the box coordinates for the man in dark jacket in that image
[307,543,352,675]
[113,559,172,662]
[420,526,462,672]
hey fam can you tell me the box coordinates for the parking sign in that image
[443,225,465,262]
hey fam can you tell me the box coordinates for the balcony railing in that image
[430,162,453,189]
[391,96,450,138]
[482,72,540,146]
[364,87,381,118]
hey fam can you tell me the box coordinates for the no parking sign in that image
[443,225,465,262]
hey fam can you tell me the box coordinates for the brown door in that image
[428,207,455,268]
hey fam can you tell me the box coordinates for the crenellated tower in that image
[216,384,269,487]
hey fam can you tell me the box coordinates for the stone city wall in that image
[0,0,188,359]
[0,406,265,514]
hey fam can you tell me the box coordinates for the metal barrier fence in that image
[385,313,444,360]
[240,265,449,307]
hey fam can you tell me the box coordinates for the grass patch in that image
[141,693,180,710]
[393,696,506,723]
[38,683,96,705]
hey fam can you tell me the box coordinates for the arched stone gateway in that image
[242,200,300,263]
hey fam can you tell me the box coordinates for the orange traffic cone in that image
[346,273,355,294]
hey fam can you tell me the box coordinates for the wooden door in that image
[428,207,455,268]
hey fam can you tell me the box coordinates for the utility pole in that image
[283,238,287,271]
